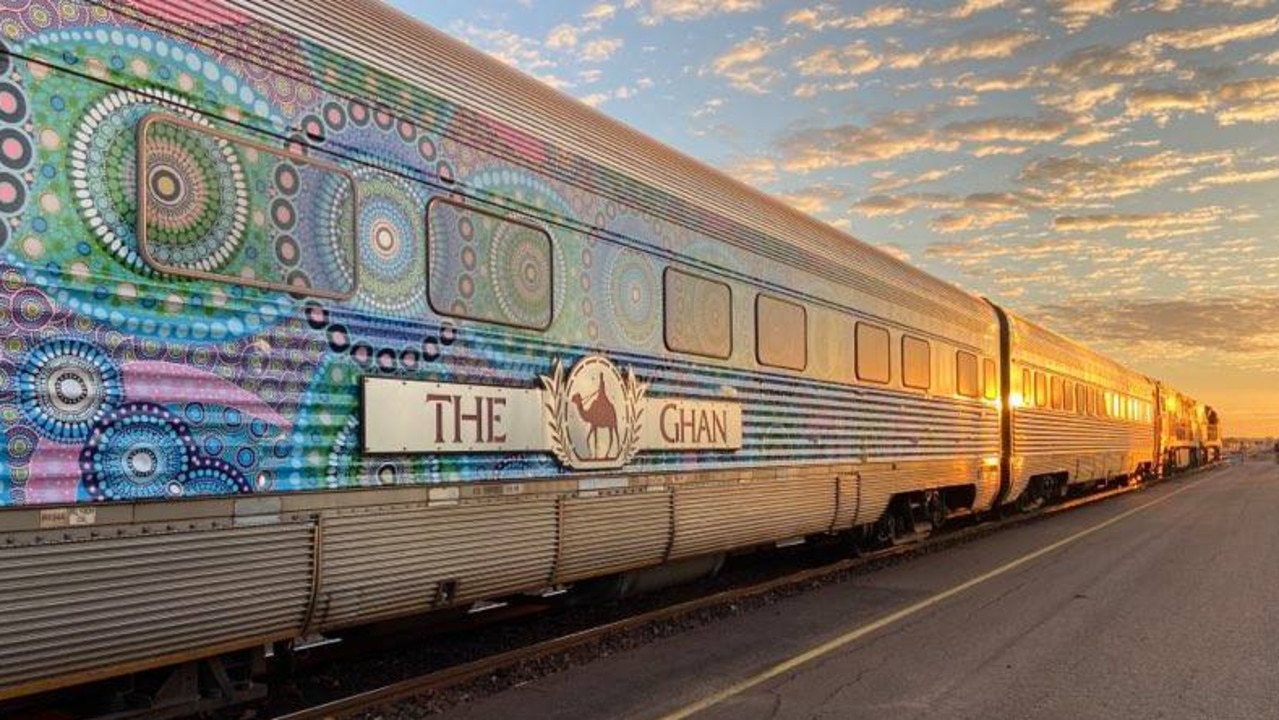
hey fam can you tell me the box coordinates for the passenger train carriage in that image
[0,0,1218,708]
[1002,311,1157,508]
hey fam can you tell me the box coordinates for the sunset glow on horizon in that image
[391,0,1279,436]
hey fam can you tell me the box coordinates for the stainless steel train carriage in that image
[0,0,1216,711]
[999,311,1157,508]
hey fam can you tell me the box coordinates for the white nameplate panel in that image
[362,355,742,470]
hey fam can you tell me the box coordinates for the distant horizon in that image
[389,0,1279,435]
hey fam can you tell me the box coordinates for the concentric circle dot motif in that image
[607,250,660,346]
[490,221,552,329]
[80,403,194,501]
[18,338,123,442]
[142,119,248,273]
[71,89,244,275]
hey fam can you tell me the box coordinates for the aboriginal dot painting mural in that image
[427,199,555,330]
[0,0,899,509]
[139,115,357,298]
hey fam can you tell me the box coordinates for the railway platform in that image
[438,462,1276,720]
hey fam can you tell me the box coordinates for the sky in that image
[386,0,1279,437]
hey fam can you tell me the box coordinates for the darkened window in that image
[1022,369,1032,405]
[138,114,357,299]
[756,294,807,370]
[957,351,980,398]
[902,336,931,390]
[664,268,732,358]
[1051,376,1064,410]
[1063,381,1074,413]
[427,198,553,330]
[1035,372,1048,408]
[856,323,891,384]
[1076,384,1088,415]
[982,358,998,400]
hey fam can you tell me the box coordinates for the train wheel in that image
[925,490,947,531]
[1015,478,1045,513]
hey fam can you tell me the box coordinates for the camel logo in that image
[541,355,648,470]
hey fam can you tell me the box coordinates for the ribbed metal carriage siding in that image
[1006,312,1156,497]
[0,0,1004,700]
[0,522,314,695]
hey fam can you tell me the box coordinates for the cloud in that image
[1052,0,1118,33]
[1061,127,1115,146]
[579,37,624,62]
[851,192,959,216]
[1196,166,1279,186]
[932,208,1025,232]
[793,42,882,77]
[546,24,579,50]
[1125,77,1279,125]
[709,35,785,92]
[635,0,762,23]
[1046,43,1175,82]
[1018,151,1230,204]
[776,184,854,214]
[869,165,964,193]
[944,116,1072,143]
[890,29,1040,69]
[1052,206,1226,239]
[583,3,618,23]
[948,0,1009,19]
[784,4,916,30]
[1036,296,1279,357]
[724,155,780,185]
[1146,15,1279,51]
[452,22,570,89]
[776,113,960,171]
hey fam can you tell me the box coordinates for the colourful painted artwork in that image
[0,0,998,508]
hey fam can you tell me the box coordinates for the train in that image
[0,0,1222,713]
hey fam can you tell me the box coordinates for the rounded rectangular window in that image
[756,294,807,370]
[138,114,357,299]
[982,358,998,400]
[855,323,891,384]
[1051,376,1064,410]
[1035,372,1048,408]
[902,336,931,390]
[665,268,732,359]
[956,351,980,398]
[427,198,553,330]
[1063,380,1074,413]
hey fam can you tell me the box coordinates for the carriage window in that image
[138,114,357,299]
[1063,381,1074,413]
[982,358,998,400]
[1035,372,1048,408]
[1051,376,1064,410]
[1022,369,1032,405]
[855,323,891,383]
[902,336,931,390]
[756,294,806,370]
[664,268,732,358]
[427,198,553,330]
[1076,384,1087,415]
[957,351,980,398]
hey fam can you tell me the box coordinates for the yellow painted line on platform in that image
[657,479,1202,720]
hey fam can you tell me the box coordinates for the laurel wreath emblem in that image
[540,357,648,469]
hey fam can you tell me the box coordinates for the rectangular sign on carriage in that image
[361,355,742,469]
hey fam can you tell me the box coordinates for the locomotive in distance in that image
[0,0,1222,710]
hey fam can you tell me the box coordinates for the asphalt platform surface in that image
[440,460,1278,720]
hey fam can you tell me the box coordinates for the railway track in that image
[270,472,1218,720]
